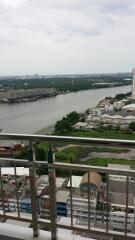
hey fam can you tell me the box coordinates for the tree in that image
[67,111,79,124]
[36,147,46,161]
[129,122,135,131]
[36,147,47,175]
[116,125,120,131]
[55,118,71,132]
[55,111,79,133]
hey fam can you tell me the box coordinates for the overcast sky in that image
[0,0,135,75]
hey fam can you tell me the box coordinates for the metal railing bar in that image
[0,157,134,176]
[48,144,57,240]
[0,158,48,167]
[134,181,135,225]
[0,133,135,239]
[0,167,6,215]
[29,142,39,237]
[125,176,129,236]
[70,171,73,227]
[0,215,51,227]
[0,158,29,165]
[88,171,90,230]
[106,173,109,233]
[55,223,134,240]
[14,166,20,218]
[33,160,48,166]
[1,133,135,149]
[0,214,32,223]
[54,162,135,176]
[0,213,134,240]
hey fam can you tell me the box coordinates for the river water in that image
[0,85,131,134]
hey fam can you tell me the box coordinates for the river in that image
[0,85,131,134]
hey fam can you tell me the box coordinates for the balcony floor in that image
[0,222,95,240]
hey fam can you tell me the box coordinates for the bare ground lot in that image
[56,144,135,161]
[88,150,135,161]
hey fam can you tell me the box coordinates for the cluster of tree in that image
[129,122,135,131]
[17,145,46,161]
[55,111,80,133]
[115,92,131,101]
[0,73,131,92]
[17,145,47,175]
[105,92,131,104]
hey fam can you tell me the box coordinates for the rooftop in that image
[56,190,70,203]
[123,103,135,111]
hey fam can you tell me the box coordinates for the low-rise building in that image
[113,101,125,110]
[67,196,97,225]
[56,190,70,217]
[110,211,134,232]
[74,122,89,130]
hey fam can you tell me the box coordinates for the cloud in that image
[0,1,135,44]
[1,0,135,45]
[0,0,135,74]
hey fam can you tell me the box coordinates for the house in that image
[74,122,89,130]
[113,101,125,110]
[20,198,31,213]
[56,190,70,217]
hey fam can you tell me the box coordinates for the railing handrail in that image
[0,132,135,240]
[0,157,135,176]
[1,132,135,148]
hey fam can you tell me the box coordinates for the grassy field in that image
[55,129,135,140]
[32,129,135,169]
[88,146,129,153]
[86,158,135,167]
[55,146,95,163]
[17,137,134,177]
[55,146,133,167]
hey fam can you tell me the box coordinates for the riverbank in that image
[36,125,55,135]
[0,85,131,133]
[0,84,131,104]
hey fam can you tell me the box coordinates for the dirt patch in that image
[56,144,75,152]
[88,149,135,160]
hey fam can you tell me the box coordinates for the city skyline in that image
[0,0,135,75]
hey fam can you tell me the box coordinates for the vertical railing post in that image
[70,171,73,227]
[48,144,57,240]
[106,173,109,233]
[0,167,6,215]
[14,165,20,218]
[29,142,39,237]
[125,175,129,236]
[88,171,91,230]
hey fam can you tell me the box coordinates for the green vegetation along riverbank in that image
[18,108,135,174]
[55,129,135,140]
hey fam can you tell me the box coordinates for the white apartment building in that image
[67,196,135,232]
[67,196,97,224]
[108,164,135,183]
[110,211,134,232]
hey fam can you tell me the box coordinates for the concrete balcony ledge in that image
[0,223,95,240]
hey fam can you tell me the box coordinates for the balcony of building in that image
[0,133,135,240]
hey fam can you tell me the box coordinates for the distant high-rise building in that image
[132,67,135,99]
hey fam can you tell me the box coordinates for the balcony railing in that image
[0,133,135,240]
